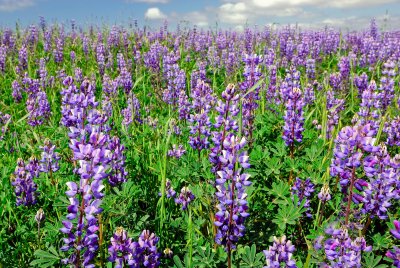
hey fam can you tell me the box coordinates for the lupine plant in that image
[1,17,400,268]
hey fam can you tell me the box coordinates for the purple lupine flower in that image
[108,227,138,267]
[143,41,167,74]
[240,54,263,139]
[53,37,64,64]
[304,83,315,105]
[118,66,133,94]
[353,72,368,96]
[358,80,380,129]
[107,136,128,187]
[18,45,28,71]
[136,230,160,267]
[214,135,251,251]
[386,220,400,267]
[43,30,52,52]
[12,80,23,102]
[338,56,350,81]
[60,76,111,267]
[188,80,214,155]
[82,35,89,58]
[167,144,186,159]
[323,226,371,267]
[38,58,48,88]
[210,84,240,173]
[11,158,38,206]
[385,116,400,147]
[266,65,278,103]
[162,51,186,107]
[96,43,106,77]
[306,58,315,80]
[175,186,195,210]
[362,143,398,219]
[282,87,305,148]
[61,126,109,266]
[24,79,51,126]
[122,91,142,126]
[0,44,6,73]
[378,60,396,112]
[330,123,379,223]
[70,51,76,64]
[318,184,331,202]
[39,139,60,173]
[102,74,118,97]
[291,178,315,218]
[159,179,176,198]
[263,236,297,268]
[178,89,190,121]
[35,208,45,224]
[190,61,207,89]
[0,112,11,141]
[60,179,104,267]
[329,72,342,91]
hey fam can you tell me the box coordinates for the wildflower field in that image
[1,18,400,267]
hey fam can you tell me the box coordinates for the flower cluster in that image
[167,144,186,159]
[108,227,137,267]
[107,136,128,187]
[175,186,195,210]
[160,179,176,199]
[209,84,240,173]
[387,220,400,267]
[188,80,214,153]
[162,51,186,107]
[385,116,400,147]
[362,143,399,219]
[39,139,60,173]
[122,91,142,126]
[378,60,396,112]
[214,135,251,251]
[24,78,51,126]
[323,225,371,267]
[318,184,331,202]
[240,54,263,138]
[0,112,11,141]
[291,178,315,218]
[282,87,305,147]
[11,157,39,206]
[330,124,378,210]
[263,236,297,268]
[137,230,161,267]
[108,227,161,268]
[358,80,380,129]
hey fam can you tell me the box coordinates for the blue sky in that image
[0,0,399,30]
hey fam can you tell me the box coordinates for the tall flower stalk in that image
[214,135,251,268]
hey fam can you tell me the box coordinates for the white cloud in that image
[0,0,34,12]
[181,11,209,27]
[145,7,167,20]
[126,0,169,3]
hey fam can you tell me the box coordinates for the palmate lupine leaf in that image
[239,244,265,268]
[272,195,306,232]
[30,246,60,267]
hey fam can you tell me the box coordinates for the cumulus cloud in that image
[126,0,169,3]
[145,7,167,20]
[0,0,34,12]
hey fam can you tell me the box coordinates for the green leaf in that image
[272,196,306,232]
[30,247,60,267]
[363,252,388,268]
[239,244,264,268]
